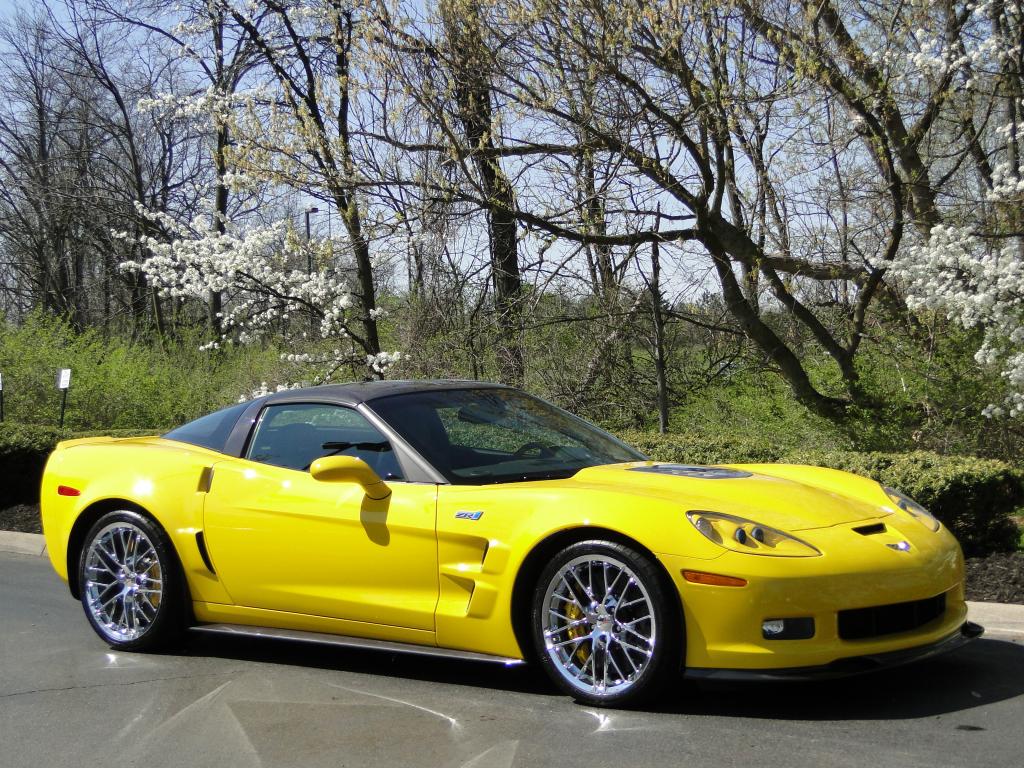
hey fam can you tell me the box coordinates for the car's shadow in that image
[667,638,1024,721]
[183,631,1024,720]
[182,631,559,697]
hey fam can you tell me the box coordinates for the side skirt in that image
[191,623,526,666]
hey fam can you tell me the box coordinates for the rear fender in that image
[41,440,232,604]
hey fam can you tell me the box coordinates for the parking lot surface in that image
[3,551,1023,768]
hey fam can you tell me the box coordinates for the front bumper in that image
[659,520,969,672]
[685,621,984,681]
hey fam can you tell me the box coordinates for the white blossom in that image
[118,205,401,382]
[367,351,405,374]
[887,134,1024,417]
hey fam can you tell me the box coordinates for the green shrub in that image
[618,432,1022,557]
[0,312,280,430]
[618,430,789,465]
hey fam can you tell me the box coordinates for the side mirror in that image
[310,455,391,500]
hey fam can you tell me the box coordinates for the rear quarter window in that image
[162,402,250,452]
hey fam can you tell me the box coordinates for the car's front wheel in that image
[530,540,683,707]
[78,510,186,651]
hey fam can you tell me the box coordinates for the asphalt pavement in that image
[2,549,1024,768]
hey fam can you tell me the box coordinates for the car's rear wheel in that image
[530,540,682,707]
[78,510,186,651]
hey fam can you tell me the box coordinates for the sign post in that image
[57,368,71,428]
[0,372,4,422]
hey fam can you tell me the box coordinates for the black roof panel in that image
[264,379,512,407]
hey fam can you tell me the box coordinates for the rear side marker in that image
[683,570,748,587]
[57,485,80,497]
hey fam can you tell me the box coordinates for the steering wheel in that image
[513,441,555,459]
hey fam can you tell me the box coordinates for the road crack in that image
[0,670,242,700]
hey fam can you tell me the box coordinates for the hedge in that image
[3,423,1020,556]
[621,430,1023,557]
[619,430,790,465]
[0,422,157,507]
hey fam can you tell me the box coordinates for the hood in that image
[571,462,892,532]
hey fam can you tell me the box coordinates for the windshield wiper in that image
[468,468,582,484]
[321,440,391,456]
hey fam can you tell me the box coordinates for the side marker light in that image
[682,570,748,587]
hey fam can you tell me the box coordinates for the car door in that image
[202,402,439,632]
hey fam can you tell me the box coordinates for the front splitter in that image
[684,621,984,682]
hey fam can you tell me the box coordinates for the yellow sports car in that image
[40,381,982,706]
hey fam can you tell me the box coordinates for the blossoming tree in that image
[883,0,1024,418]
[110,0,406,385]
[121,207,403,385]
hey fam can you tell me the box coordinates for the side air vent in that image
[853,523,886,536]
[195,531,216,575]
[197,466,215,493]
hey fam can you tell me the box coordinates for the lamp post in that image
[304,206,319,274]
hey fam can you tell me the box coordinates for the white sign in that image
[0,372,3,391]
[57,369,71,390]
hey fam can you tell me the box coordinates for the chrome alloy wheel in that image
[83,521,164,642]
[541,554,657,697]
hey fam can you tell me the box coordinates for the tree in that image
[884,1,1024,417]
[87,0,267,335]
[378,0,903,418]
[222,0,386,362]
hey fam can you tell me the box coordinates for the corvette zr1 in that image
[40,381,981,706]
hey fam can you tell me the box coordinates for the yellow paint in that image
[41,438,968,673]
[202,458,438,631]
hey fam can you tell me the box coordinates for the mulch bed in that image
[1,504,42,534]
[964,552,1024,605]
[3,502,1022,604]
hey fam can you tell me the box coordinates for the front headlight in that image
[685,511,821,557]
[883,486,941,532]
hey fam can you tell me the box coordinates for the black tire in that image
[77,509,187,651]
[530,540,683,707]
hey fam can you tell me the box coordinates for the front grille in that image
[838,593,946,640]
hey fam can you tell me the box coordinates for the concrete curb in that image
[966,600,1024,640]
[0,530,46,558]
[0,529,1021,640]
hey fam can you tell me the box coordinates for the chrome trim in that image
[191,623,525,665]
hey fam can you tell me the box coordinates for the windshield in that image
[368,388,644,484]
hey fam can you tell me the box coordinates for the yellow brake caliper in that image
[565,602,591,665]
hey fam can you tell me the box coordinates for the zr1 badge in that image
[454,510,484,521]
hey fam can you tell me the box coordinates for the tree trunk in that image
[650,237,670,434]
[441,2,523,386]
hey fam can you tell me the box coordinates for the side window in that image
[245,403,404,480]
